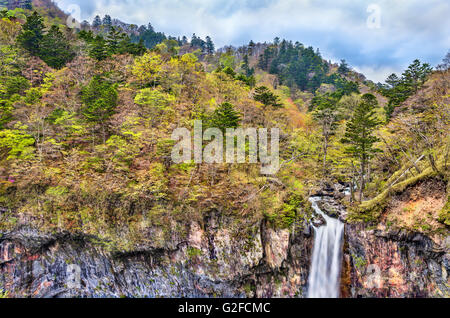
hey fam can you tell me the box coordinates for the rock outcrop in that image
[342,224,449,298]
[1,187,448,298]
[0,219,313,298]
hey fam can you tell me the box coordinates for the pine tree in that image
[102,15,112,29]
[210,102,241,133]
[385,73,400,88]
[381,60,432,120]
[248,40,256,55]
[82,76,118,122]
[402,59,432,93]
[273,37,280,46]
[191,33,205,50]
[190,33,198,47]
[17,11,44,55]
[253,86,282,108]
[338,59,350,75]
[241,54,254,77]
[39,25,75,69]
[132,24,166,49]
[78,30,95,42]
[341,93,381,202]
[313,93,341,173]
[123,38,146,56]
[81,75,118,141]
[23,0,32,10]
[89,35,109,61]
[92,15,102,28]
[205,36,214,55]
[106,27,125,54]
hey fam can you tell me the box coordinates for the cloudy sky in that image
[55,0,450,82]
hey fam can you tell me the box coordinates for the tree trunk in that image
[350,176,355,203]
[323,134,328,174]
[428,154,441,176]
[102,125,106,144]
[350,161,356,203]
[445,142,449,170]
[359,160,365,203]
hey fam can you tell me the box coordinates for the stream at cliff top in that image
[307,196,345,298]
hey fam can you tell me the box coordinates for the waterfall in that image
[307,197,345,298]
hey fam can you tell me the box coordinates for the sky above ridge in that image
[54,0,450,83]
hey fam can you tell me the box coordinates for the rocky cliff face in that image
[1,189,448,298]
[342,224,449,298]
[0,218,313,298]
[340,177,449,298]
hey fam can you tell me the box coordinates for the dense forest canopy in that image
[0,4,448,250]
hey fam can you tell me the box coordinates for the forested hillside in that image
[0,4,448,246]
[0,2,448,299]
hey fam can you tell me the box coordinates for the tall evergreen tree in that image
[17,11,44,55]
[78,30,95,42]
[89,35,109,61]
[210,102,241,133]
[82,75,118,122]
[381,60,433,120]
[81,75,118,141]
[92,15,102,28]
[313,93,341,173]
[39,25,75,69]
[106,27,125,54]
[338,59,350,75]
[257,40,331,92]
[402,59,432,93]
[253,86,282,108]
[190,33,198,47]
[102,15,112,29]
[23,0,32,10]
[205,36,214,55]
[248,40,255,55]
[120,37,146,56]
[190,33,205,51]
[241,54,254,77]
[385,73,400,88]
[342,93,381,202]
[132,25,166,49]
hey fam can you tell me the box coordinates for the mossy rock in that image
[438,199,450,226]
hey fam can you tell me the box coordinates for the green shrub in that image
[438,199,450,226]
[0,125,35,160]
[0,289,8,298]
[187,247,202,259]
[134,88,175,110]
[81,76,118,124]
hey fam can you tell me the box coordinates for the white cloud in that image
[55,0,450,82]
[354,66,398,84]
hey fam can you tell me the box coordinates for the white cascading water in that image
[307,197,345,298]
